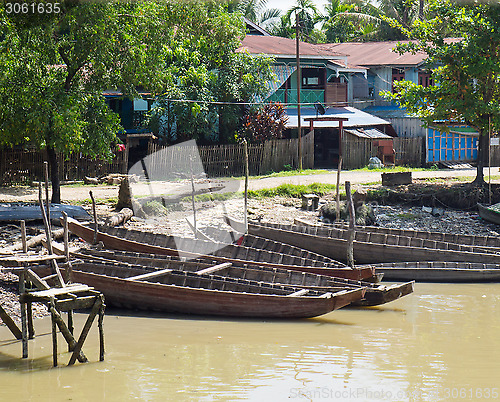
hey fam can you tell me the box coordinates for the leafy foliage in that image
[147,3,275,144]
[382,0,500,184]
[238,103,288,144]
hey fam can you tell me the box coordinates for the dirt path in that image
[0,168,497,203]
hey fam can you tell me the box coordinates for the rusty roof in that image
[323,39,462,67]
[323,41,427,67]
[238,35,346,59]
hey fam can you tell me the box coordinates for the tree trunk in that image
[473,129,487,186]
[46,146,61,204]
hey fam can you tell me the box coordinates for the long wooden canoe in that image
[66,218,376,281]
[359,261,500,282]
[37,260,365,318]
[477,203,500,226]
[295,219,500,249]
[224,217,500,265]
[75,248,413,307]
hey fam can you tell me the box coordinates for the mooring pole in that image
[345,181,355,267]
[336,157,343,222]
[89,191,98,245]
[295,12,302,171]
[244,139,249,233]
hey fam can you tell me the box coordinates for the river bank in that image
[2,176,500,326]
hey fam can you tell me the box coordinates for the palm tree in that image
[321,0,381,42]
[285,0,319,41]
[372,0,429,40]
[228,0,282,31]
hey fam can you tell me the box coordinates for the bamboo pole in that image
[48,304,87,362]
[89,191,98,245]
[20,219,29,355]
[0,305,22,340]
[98,295,105,361]
[244,139,249,233]
[44,161,51,223]
[68,298,101,366]
[62,211,70,262]
[345,181,355,268]
[489,115,492,205]
[336,157,343,222]
[39,183,65,287]
[189,155,197,238]
[61,211,74,347]
[295,12,302,171]
[51,299,58,367]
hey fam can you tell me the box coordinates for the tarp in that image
[0,203,90,222]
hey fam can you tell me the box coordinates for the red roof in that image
[323,39,462,67]
[239,35,346,59]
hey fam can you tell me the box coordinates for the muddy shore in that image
[2,179,500,326]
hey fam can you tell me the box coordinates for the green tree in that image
[285,0,319,42]
[148,4,274,144]
[0,0,273,201]
[321,0,381,42]
[0,1,176,202]
[228,0,281,31]
[383,0,500,185]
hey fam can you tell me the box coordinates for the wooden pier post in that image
[20,220,28,358]
[336,157,342,222]
[62,211,74,347]
[244,139,249,233]
[98,295,105,361]
[51,299,58,367]
[68,297,101,366]
[89,191,98,245]
[346,181,355,267]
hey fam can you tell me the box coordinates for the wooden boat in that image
[66,218,376,281]
[360,261,500,282]
[37,260,365,318]
[74,248,413,306]
[478,203,500,226]
[224,217,500,265]
[295,218,500,249]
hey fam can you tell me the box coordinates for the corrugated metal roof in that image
[323,39,462,67]
[285,106,390,129]
[238,35,346,59]
[328,59,366,70]
[344,128,392,139]
[363,105,415,119]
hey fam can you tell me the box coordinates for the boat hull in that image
[478,203,500,226]
[75,249,412,307]
[246,222,500,265]
[361,262,500,282]
[40,264,364,318]
[67,219,375,281]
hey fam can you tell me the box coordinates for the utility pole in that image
[295,12,303,171]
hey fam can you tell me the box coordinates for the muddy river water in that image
[1,283,499,401]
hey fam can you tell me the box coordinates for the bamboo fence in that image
[1,133,314,184]
[0,148,126,186]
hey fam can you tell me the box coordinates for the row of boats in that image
[28,213,500,320]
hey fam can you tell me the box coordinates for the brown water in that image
[1,283,499,401]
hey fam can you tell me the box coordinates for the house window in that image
[392,68,405,92]
[303,76,319,86]
[301,67,324,88]
[418,71,433,87]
